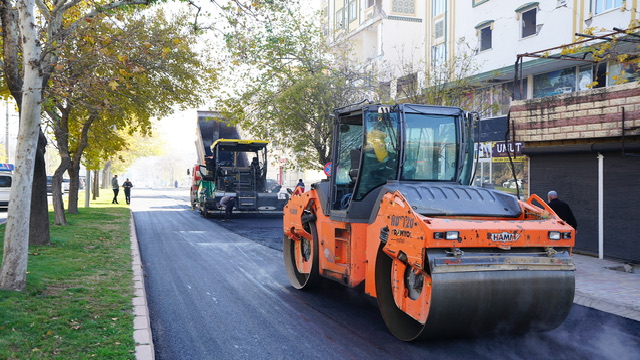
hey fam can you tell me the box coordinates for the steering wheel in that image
[340,193,352,210]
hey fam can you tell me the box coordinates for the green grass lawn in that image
[0,191,136,359]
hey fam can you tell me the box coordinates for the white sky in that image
[156,108,199,160]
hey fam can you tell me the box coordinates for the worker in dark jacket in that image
[547,191,577,229]
[123,178,133,205]
[219,195,236,221]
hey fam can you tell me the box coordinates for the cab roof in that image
[211,139,269,152]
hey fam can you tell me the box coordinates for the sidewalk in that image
[573,253,640,321]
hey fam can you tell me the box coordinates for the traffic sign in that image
[323,162,332,177]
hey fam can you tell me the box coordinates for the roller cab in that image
[283,104,575,341]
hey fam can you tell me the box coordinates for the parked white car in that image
[0,172,12,210]
[502,179,524,189]
[62,178,70,193]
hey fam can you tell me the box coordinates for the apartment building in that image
[322,1,637,107]
[321,0,640,262]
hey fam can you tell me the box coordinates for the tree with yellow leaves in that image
[45,8,217,225]
[0,0,167,291]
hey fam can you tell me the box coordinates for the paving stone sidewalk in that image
[573,253,640,322]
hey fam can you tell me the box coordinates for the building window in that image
[511,79,528,100]
[336,8,344,28]
[432,43,446,67]
[367,0,377,8]
[434,19,445,41]
[578,64,594,90]
[433,0,446,16]
[473,0,490,6]
[608,60,640,85]
[533,67,576,98]
[348,0,357,21]
[575,64,605,90]
[475,20,494,51]
[593,0,624,14]
[393,0,415,15]
[479,25,492,51]
[520,8,537,38]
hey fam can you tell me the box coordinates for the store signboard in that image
[492,142,526,162]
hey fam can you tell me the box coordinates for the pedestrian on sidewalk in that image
[123,178,133,205]
[219,195,236,221]
[547,190,577,229]
[112,175,119,204]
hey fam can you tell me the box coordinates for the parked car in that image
[47,176,53,194]
[46,176,69,193]
[473,176,492,187]
[0,172,13,210]
[62,178,70,193]
[502,178,524,189]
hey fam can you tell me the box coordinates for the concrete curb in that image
[574,292,640,322]
[131,213,154,360]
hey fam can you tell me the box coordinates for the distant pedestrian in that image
[123,178,133,205]
[547,190,577,229]
[111,175,119,204]
[291,179,305,196]
[219,195,236,221]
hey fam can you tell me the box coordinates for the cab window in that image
[354,111,400,199]
[402,113,457,181]
[0,175,12,187]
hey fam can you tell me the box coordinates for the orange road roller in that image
[283,103,575,341]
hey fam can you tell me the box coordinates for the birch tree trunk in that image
[0,0,43,290]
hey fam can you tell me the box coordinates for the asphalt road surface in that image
[133,188,640,360]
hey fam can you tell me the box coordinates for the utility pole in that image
[85,168,91,208]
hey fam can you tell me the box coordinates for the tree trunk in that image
[29,131,50,246]
[92,170,100,200]
[101,161,112,189]
[0,0,43,291]
[67,113,96,214]
[0,1,22,103]
[48,106,71,223]
[52,164,69,226]
[67,164,80,214]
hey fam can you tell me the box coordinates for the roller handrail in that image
[526,194,559,219]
